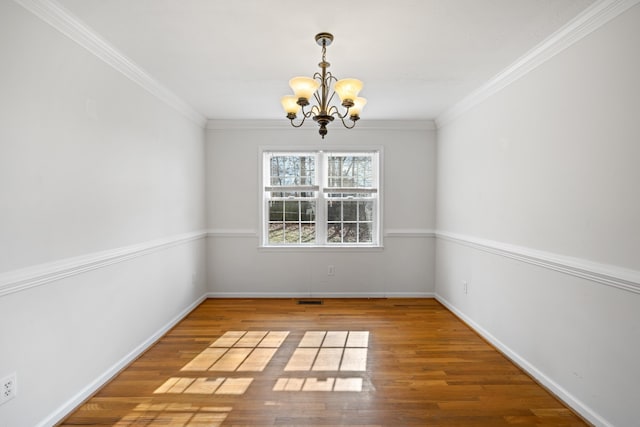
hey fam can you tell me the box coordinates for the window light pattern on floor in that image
[154,377,253,395]
[113,403,230,427]
[273,376,363,392]
[181,330,289,372]
[276,330,369,392]
[284,331,369,372]
[148,330,370,423]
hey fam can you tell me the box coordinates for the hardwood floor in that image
[59,298,588,426]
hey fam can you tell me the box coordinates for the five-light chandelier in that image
[281,32,366,139]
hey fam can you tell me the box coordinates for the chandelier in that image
[281,32,366,139]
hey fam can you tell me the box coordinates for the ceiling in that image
[56,0,596,121]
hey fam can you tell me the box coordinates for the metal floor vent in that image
[297,300,323,305]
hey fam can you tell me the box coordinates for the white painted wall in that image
[206,123,436,297]
[0,2,207,426]
[435,4,640,426]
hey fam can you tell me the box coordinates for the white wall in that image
[206,123,436,297]
[435,4,640,427]
[0,2,207,426]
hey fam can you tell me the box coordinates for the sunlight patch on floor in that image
[273,377,363,392]
[154,377,253,395]
[113,404,230,427]
[285,331,369,372]
[181,331,290,372]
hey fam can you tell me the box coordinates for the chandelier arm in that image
[337,115,358,129]
[329,103,351,120]
[327,105,341,117]
[289,115,307,128]
[327,91,337,107]
[300,103,317,119]
[309,105,321,116]
[313,91,322,107]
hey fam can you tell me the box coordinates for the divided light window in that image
[263,150,380,247]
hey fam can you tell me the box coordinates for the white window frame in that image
[260,148,382,248]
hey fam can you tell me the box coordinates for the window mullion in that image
[317,152,326,245]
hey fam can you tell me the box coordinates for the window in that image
[262,150,380,247]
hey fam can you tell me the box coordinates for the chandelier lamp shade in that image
[281,32,366,139]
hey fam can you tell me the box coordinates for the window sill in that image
[258,245,384,253]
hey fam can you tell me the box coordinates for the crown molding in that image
[13,0,207,128]
[435,0,640,128]
[206,119,436,131]
[436,230,640,295]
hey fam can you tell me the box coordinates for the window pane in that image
[342,201,357,221]
[270,155,315,186]
[284,223,300,243]
[343,223,357,243]
[327,224,342,243]
[327,202,341,221]
[358,223,372,243]
[327,155,372,188]
[268,223,284,244]
[300,201,316,221]
[358,201,373,221]
[284,200,300,221]
[301,224,316,243]
[269,201,284,221]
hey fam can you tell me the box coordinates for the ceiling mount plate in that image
[315,32,334,47]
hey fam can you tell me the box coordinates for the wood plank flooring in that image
[59,298,588,426]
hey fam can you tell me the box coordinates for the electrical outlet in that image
[463,281,468,294]
[0,373,17,406]
[327,265,335,276]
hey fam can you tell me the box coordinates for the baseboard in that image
[435,294,610,427]
[38,293,208,427]
[206,292,435,298]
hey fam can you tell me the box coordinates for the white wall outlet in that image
[327,265,335,276]
[463,281,468,294]
[0,373,17,406]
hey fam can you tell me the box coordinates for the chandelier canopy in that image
[281,33,366,139]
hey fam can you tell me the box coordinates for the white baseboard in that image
[435,294,611,427]
[38,293,208,427]
[206,292,434,298]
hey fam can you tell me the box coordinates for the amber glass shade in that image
[334,78,363,102]
[281,95,301,115]
[349,97,367,117]
[289,77,320,101]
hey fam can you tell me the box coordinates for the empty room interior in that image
[1,0,639,426]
